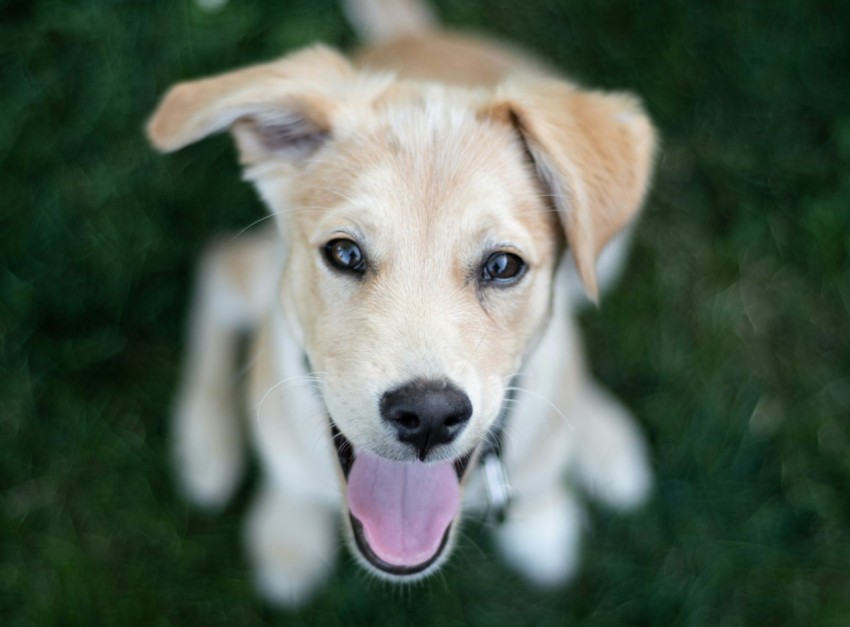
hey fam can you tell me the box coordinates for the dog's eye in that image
[481,252,526,285]
[324,238,367,274]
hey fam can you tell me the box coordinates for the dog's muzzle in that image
[315,359,515,577]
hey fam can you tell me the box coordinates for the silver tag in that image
[482,452,512,523]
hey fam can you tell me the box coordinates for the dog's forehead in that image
[295,90,551,253]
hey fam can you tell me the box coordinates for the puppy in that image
[147,0,656,606]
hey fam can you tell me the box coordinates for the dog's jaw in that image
[330,420,478,579]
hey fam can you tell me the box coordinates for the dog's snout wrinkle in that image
[380,380,472,461]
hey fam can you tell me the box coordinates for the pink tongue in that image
[347,451,460,567]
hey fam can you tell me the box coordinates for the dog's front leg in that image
[493,483,585,587]
[569,381,653,511]
[241,302,340,607]
[492,385,652,587]
[173,232,280,508]
[244,480,337,608]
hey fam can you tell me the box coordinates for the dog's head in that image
[148,45,655,579]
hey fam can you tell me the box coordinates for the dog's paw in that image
[244,486,336,608]
[494,486,584,587]
[571,386,652,511]
[172,391,244,509]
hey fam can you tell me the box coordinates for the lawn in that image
[2,0,849,625]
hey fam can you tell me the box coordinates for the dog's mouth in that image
[331,423,475,575]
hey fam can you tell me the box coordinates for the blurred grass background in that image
[2,0,849,624]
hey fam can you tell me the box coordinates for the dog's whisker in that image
[230,213,280,240]
[306,416,338,457]
[254,374,328,427]
[504,385,573,429]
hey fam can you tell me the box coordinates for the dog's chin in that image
[330,422,477,580]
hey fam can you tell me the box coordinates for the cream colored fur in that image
[149,0,655,606]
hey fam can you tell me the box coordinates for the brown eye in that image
[481,252,526,285]
[323,238,366,274]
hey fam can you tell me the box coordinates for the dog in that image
[147,0,656,606]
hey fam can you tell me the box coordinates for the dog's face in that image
[284,99,560,463]
[261,94,564,575]
[282,105,559,574]
[148,45,655,579]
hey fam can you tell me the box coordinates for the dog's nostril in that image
[443,414,463,428]
[395,412,420,430]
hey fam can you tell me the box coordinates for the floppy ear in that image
[146,45,356,164]
[487,79,657,302]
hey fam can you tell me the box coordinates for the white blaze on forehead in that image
[329,105,538,255]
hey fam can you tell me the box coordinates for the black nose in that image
[380,380,472,461]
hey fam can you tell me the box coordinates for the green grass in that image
[2,0,849,624]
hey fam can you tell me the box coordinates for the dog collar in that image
[478,379,516,524]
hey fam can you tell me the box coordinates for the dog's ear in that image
[146,45,356,164]
[486,79,657,302]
